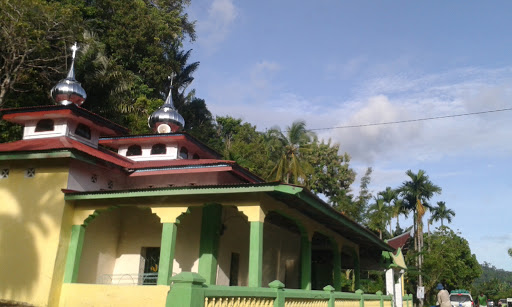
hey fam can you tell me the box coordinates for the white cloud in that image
[196,0,238,52]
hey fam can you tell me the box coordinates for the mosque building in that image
[0,44,407,307]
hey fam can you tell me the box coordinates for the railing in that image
[97,273,158,285]
[167,272,414,307]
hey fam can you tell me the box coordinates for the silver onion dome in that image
[148,76,185,133]
[51,43,87,106]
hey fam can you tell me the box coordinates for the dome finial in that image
[148,73,185,133]
[163,73,176,108]
[51,42,87,106]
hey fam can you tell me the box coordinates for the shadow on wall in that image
[0,167,64,303]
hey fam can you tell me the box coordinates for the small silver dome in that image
[148,77,185,133]
[51,43,86,106]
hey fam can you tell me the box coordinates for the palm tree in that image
[267,120,315,185]
[429,201,455,227]
[398,169,441,307]
[367,197,392,239]
[379,187,398,236]
[169,46,200,111]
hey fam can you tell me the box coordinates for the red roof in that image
[1,104,128,136]
[0,137,133,167]
[387,230,413,250]
[0,136,263,183]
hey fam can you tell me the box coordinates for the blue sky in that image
[184,0,512,271]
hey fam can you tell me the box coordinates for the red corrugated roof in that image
[0,136,262,182]
[0,137,133,167]
[387,230,413,249]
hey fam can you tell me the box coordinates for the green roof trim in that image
[64,183,281,200]
[0,150,74,161]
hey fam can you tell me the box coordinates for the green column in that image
[198,204,222,285]
[354,251,361,290]
[248,221,263,287]
[158,222,177,285]
[166,272,206,307]
[63,225,85,283]
[332,244,341,291]
[300,234,311,290]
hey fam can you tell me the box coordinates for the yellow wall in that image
[173,206,202,275]
[58,283,169,307]
[78,207,162,284]
[217,206,250,286]
[0,161,69,306]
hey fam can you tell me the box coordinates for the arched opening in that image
[151,143,166,155]
[75,123,91,139]
[340,248,356,291]
[311,232,334,290]
[262,211,302,288]
[35,119,54,132]
[217,206,250,286]
[126,145,142,156]
[173,207,202,276]
[192,153,200,159]
[179,147,188,159]
[77,207,162,285]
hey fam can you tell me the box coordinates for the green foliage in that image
[360,271,386,294]
[213,116,274,177]
[0,0,83,107]
[267,120,315,185]
[341,167,372,224]
[304,139,356,207]
[406,227,481,305]
[429,201,455,227]
[367,197,392,239]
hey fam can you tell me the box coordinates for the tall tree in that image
[413,227,481,305]
[343,167,373,224]
[267,120,315,185]
[214,116,273,177]
[305,139,356,208]
[429,201,455,227]
[0,0,82,107]
[379,187,399,235]
[399,169,441,307]
[367,196,391,239]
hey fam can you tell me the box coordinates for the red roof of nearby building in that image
[387,229,413,250]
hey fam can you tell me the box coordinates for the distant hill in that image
[474,262,512,285]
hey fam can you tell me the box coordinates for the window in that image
[141,247,160,285]
[151,143,166,155]
[126,145,142,156]
[35,119,54,132]
[179,147,188,159]
[75,123,91,139]
[192,154,200,159]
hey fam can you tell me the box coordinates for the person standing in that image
[478,293,488,307]
[437,283,451,307]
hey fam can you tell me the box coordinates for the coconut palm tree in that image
[267,120,315,185]
[429,201,455,227]
[398,169,441,307]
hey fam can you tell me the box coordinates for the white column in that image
[394,270,404,307]
[385,268,395,296]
